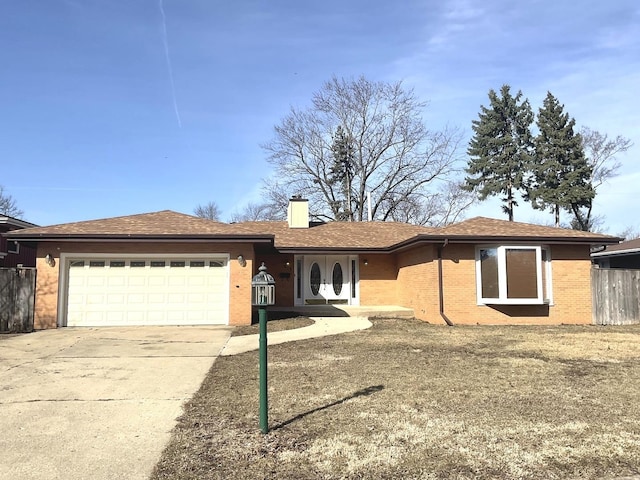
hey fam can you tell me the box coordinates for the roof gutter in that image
[389,234,621,252]
[4,234,274,243]
[437,240,454,327]
[591,247,640,258]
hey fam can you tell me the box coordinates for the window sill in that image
[480,299,551,306]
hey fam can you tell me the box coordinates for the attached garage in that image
[61,255,230,326]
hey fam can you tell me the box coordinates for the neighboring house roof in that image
[7,211,620,251]
[591,237,640,258]
[0,215,39,232]
[1,215,39,262]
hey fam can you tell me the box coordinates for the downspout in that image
[437,240,454,326]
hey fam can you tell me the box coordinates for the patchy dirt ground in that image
[153,319,640,480]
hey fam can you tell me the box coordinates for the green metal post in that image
[259,305,268,434]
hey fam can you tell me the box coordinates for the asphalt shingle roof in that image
[236,221,434,250]
[439,217,617,240]
[7,211,620,250]
[6,211,265,238]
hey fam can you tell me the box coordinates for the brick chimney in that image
[287,197,309,229]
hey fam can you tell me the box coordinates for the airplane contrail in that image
[158,0,182,128]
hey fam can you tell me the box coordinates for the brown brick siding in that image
[397,245,439,321]
[357,243,594,325]
[404,243,593,325]
[34,253,59,329]
[358,254,398,305]
[34,241,256,329]
[254,253,295,307]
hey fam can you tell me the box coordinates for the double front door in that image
[300,255,356,305]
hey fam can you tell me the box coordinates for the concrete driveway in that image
[0,326,232,480]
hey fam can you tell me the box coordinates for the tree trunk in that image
[555,204,560,228]
[346,171,352,222]
[507,188,514,221]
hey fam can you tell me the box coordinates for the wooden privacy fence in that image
[591,267,640,325]
[0,267,36,333]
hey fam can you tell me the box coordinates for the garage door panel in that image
[187,293,205,303]
[87,277,106,287]
[87,294,105,304]
[148,277,166,287]
[107,294,126,304]
[168,277,186,286]
[67,294,84,305]
[108,276,126,287]
[128,276,146,287]
[66,257,229,326]
[208,290,227,300]
[127,294,146,304]
[188,277,205,286]
[126,311,146,323]
[167,293,185,304]
[167,311,185,322]
[106,311,125,322]
[85,312,105,324]
[145,292,163,303]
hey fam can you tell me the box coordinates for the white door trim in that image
[294,254,359,306]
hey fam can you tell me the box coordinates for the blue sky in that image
[1,0,638,233]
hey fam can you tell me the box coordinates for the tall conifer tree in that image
[465,85,534,221]
[529,92,594,227]
[329,125,356,221]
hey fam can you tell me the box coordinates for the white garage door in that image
[65,256,229,326]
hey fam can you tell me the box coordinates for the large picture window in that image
[476,246,552,305]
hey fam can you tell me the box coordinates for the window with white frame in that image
[476,246,552,305]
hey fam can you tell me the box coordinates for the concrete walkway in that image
[220,316,372,356]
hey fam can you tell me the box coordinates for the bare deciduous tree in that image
[581,127,632,189]
[571,127,633,231]
[229,202,283,222]
[193,201,221,221]
[0,185,24,218]
[261,76,468,225]
[385,181,475,227]
[616,225,640,241]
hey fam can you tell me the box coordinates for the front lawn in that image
[152,319,640,480]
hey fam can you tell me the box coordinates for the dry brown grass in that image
[152,319,640,480]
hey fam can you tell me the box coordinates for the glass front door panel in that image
[332,262,343,295]
[310,262,321,295]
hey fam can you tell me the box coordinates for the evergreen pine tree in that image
[529,92,594,227]
[465,85,534,221]
[329,125,356,221]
